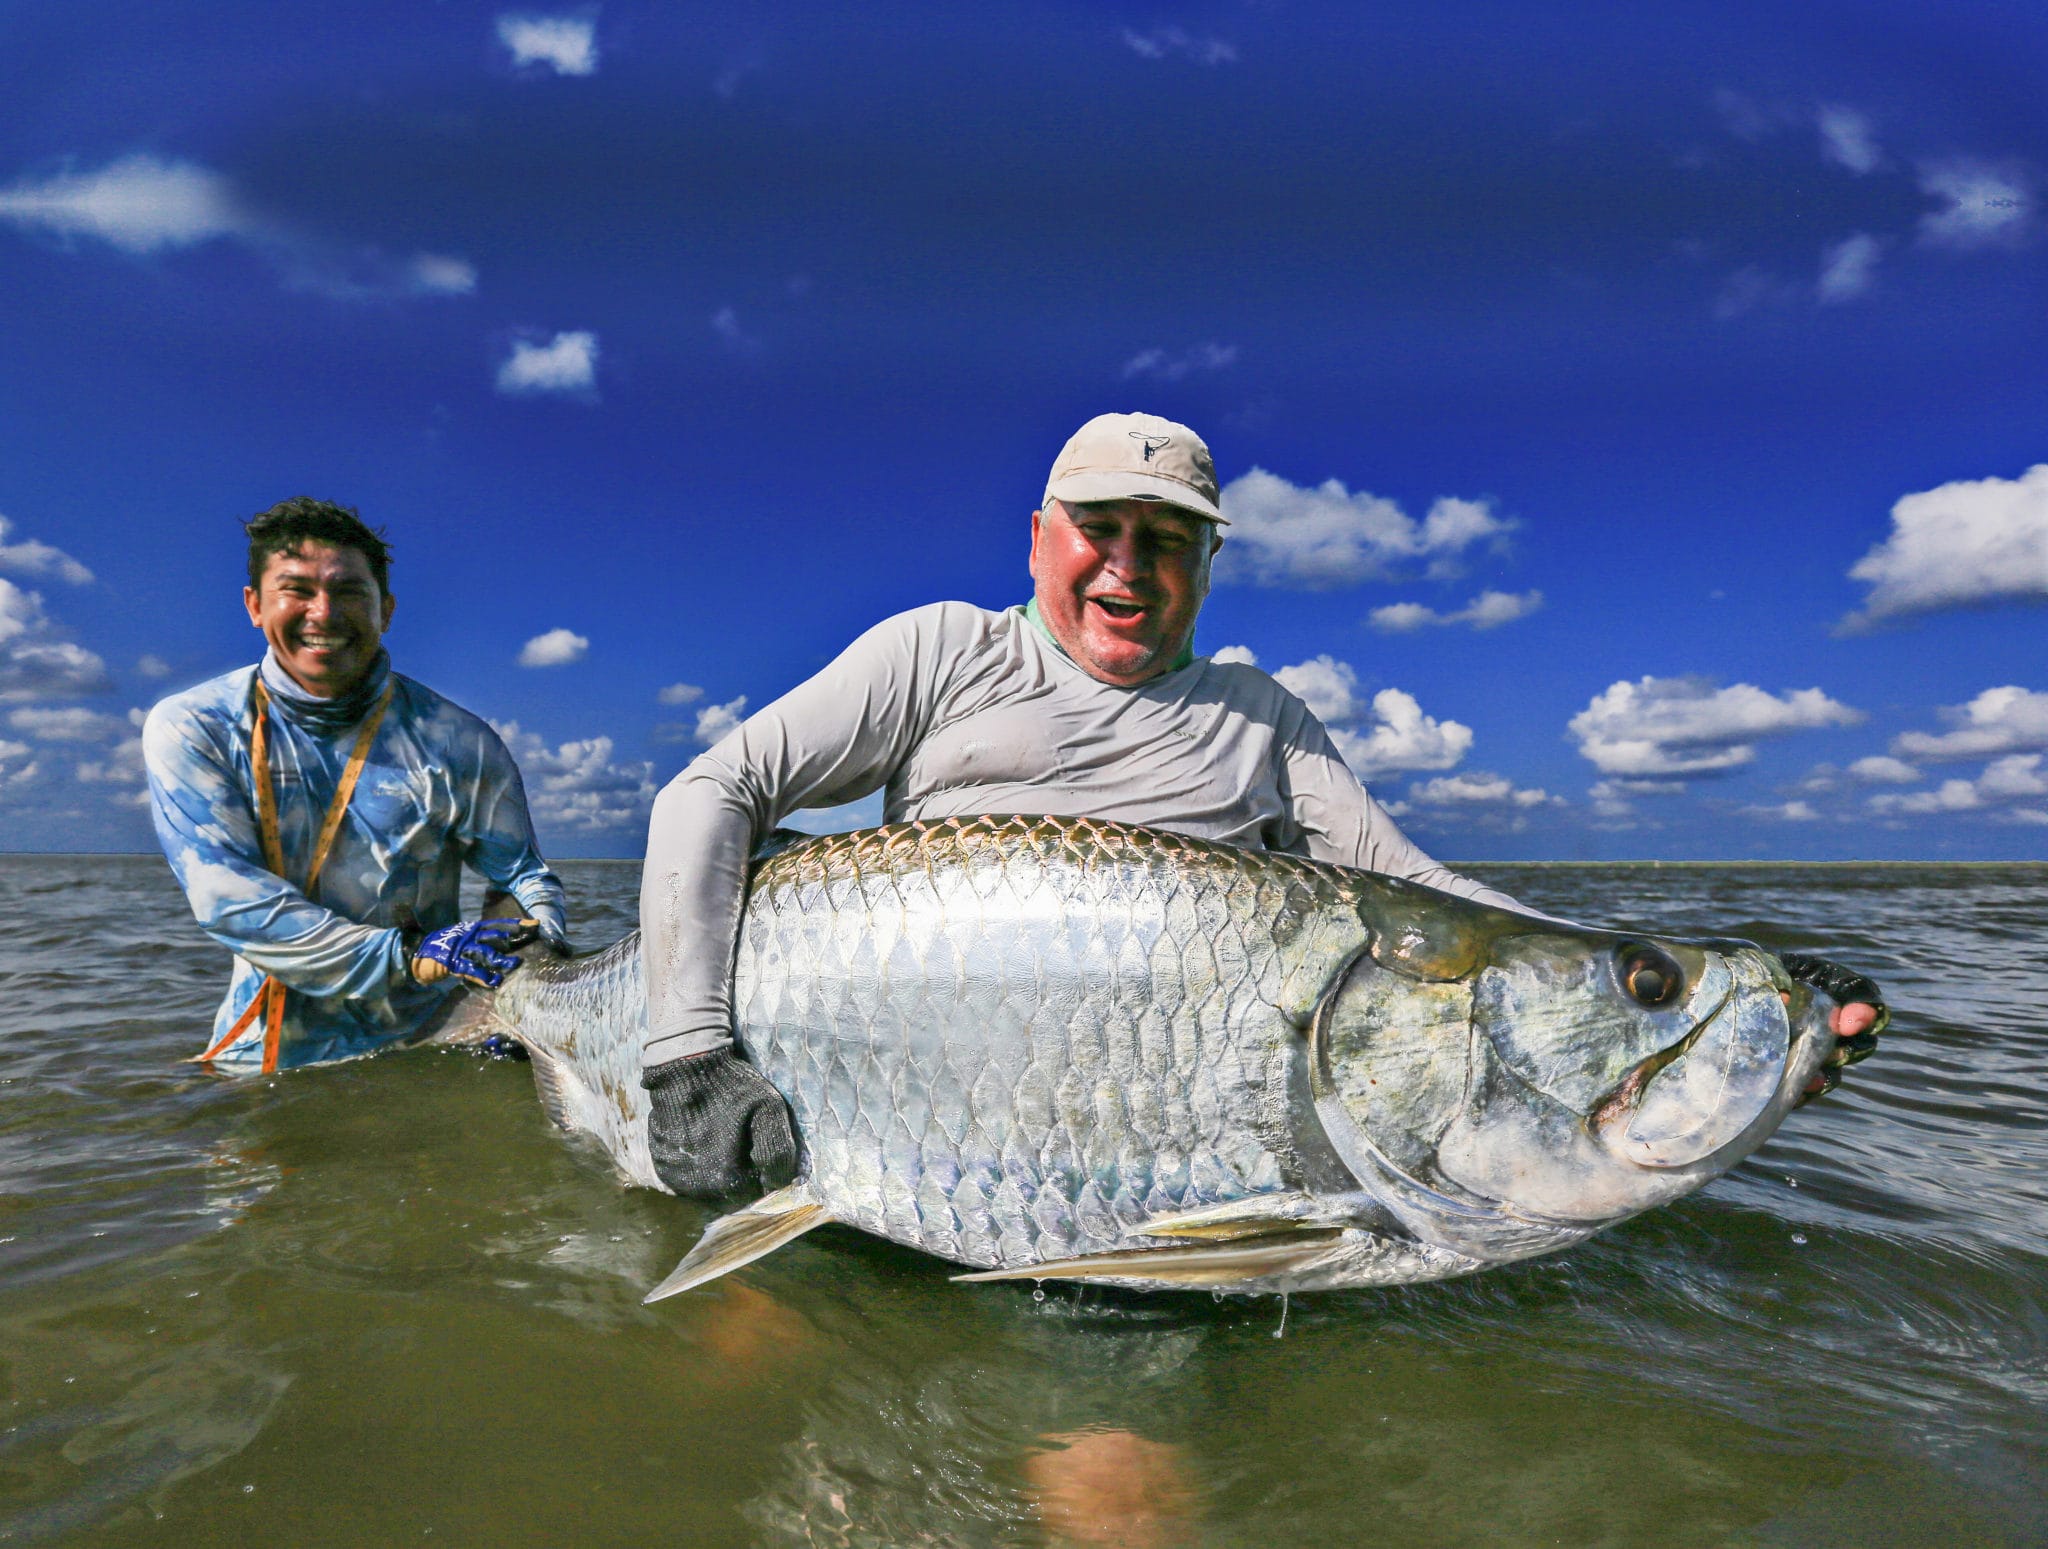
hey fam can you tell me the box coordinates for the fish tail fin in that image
[643,1184,831,1304]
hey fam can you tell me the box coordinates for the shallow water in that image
[3,855,2044,1547]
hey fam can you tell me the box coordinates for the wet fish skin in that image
[467,815,1837,1296]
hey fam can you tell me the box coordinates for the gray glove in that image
[1780,951,1886,1101]
[643,1050,799,1200]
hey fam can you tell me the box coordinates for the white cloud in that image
[1816,232,1883,303]
[656,681,704,706]
[517,627,589,668]
[694,696,748,746]
[1892,686,2048,761]
[137,654,171,679]
[1980,753,2048,800]
[495,721,654,833]
[711,306,761,355]
[0,516,93,585]
[1273,654,1366,723]
[1568,676,1862,778]
[0,578,111,702]
[1369,589,1542,633]
[1917,158,2033,250]
[1847,755,1920,783]
[0,738,38,789]
[1121,343,1238,381]
[496,331,598,398]
[1402,771,1558,808]
[0,154,477,302]
[496,12,598,76]
[0,155,241,254]
[1122,27,1237,65]
[1584,776,1688,828]
[1871,777,1983,815]
[1209,644,1258,667]
[404,254,478,295]
[8,706,124,741]
[1816,106,1882,175]
[76,730,144,788]
[1842,464,2048,629]
[1872,757,2048,821]
[1216,469,1511,590]
[713,53,762,100]
[1712,90,1802,144]
[1713,265,1802,319]
[1742,799,1822,822]
[1271,657,1473,779]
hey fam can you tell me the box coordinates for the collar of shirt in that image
[1018,598,1198,678]
[258,648,392,737]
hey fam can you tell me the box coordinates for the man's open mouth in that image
[1087,597,1147,622]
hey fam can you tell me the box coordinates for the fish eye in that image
[1617,944,1684,1008]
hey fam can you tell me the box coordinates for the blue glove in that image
[410,918,538,989]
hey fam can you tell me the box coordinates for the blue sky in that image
[2,1,2044,860]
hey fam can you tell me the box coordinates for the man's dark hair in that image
[244,498,393,594]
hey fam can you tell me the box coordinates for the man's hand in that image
[643,1050,799,1200]
[1781,951,1887,1102]
[410,917,539,989]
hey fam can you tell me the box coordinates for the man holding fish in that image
[638,413,1885,1200]
[144,497,569,1071]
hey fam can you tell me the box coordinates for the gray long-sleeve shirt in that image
[639,602,1521,1066]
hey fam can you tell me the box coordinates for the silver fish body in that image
[470,816,1837,1298]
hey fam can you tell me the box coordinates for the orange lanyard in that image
[195,677,393,1072]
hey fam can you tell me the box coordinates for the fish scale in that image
[730,816,1332,1266]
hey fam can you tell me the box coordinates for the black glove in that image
[643,1050,799,1200]
[1780,951,1887,1101]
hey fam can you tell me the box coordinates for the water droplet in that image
[1031,1287,1045,1302]
[242,1484,256,1494]
[1791,1233,1808,1246]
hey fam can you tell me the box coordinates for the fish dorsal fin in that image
[952,1231,1346,1289]
[643,1185,831,1304]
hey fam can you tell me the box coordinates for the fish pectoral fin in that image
[643,1185,831,1305]
[1136,1192,1391,1242]
[952,1231,1345,1289]
[1134,1193,1351,1242]
[525,1045,575,1130]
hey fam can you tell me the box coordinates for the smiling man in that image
[642,414,1515,1194]
[640,412,1884,1196]
[143,498,568,1071]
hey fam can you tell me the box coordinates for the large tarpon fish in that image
[449,815,1839,1301]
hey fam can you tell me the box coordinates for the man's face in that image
[1028,499,1222,686]
[243,541,394,697]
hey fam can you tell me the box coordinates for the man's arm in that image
[640,605,967,1067]
[142,700,411,998]
[1273,704,1532,914]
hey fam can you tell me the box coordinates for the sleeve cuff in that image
[643,1023,735,1067]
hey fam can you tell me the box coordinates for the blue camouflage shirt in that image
[143,649,566,1069]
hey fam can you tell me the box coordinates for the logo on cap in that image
[1130,431,1172,463]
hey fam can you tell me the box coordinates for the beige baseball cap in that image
[1042,411,1226,524]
